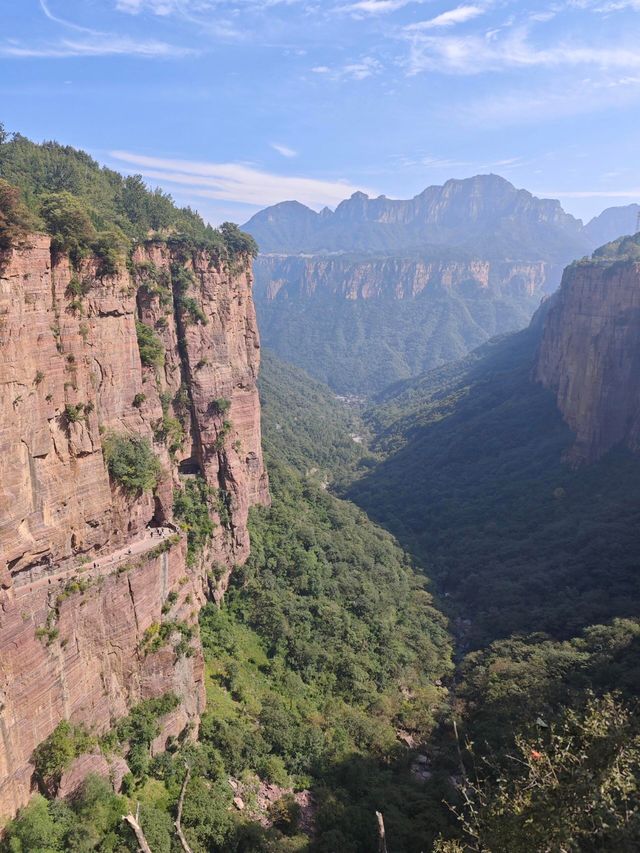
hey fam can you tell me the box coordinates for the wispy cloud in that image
[455,73,640,125]
[0,36,194,58]
[311,56,382,80]
[116,0,308,18]
[109,150,377,207]
[395,153,526,171]
[406,5,486,31]
[39,0,95,33]
[270,142,298,157]
[571,0,640,12]
[0,0,195,59]
[420,155,474,167]
[343,0,424,14]
[404,25,640,75]
[116,0,184,13]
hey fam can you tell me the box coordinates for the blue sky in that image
[1,0,640,224]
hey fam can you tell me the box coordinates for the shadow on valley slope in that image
[348,325,640,649]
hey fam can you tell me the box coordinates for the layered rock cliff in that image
[536,239,640,463]
[0,234,268,817]
[255,254,555,301]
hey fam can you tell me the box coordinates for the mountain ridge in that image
[244,174,591,260]
[245,174,640,261]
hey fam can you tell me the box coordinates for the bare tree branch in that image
[376,811,388,853]
[175,765,194,853]
[123,803,154,853]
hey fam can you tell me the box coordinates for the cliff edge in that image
[536,234,640,463]
[0,232,268,817]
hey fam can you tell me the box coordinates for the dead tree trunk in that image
[174,765,194,853]
[123,803,153,853]
[376,811,388,853]
[453,718,467,781]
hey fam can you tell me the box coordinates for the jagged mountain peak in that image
[243,174,587,257]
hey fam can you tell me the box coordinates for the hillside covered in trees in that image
[0,125,256,264]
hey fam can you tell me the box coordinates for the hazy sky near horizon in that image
[1,0,640,224]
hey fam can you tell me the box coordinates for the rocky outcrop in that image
[0,234,268,817]
[536,256,640,463]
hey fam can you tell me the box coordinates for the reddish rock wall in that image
[536,258,640,463]
[254,255,556,302]
[0,235,268,818]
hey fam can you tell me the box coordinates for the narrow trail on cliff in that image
[13,526,177,598]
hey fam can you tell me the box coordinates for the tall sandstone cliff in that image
[0,234,268,817]
[536,251,640,463]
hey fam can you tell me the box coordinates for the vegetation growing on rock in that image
[103,433,162,494]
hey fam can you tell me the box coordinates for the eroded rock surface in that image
[536,257,640,463]
[0,235,268,817]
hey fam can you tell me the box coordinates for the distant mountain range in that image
[244,175,639,259]
[243,176,640,395]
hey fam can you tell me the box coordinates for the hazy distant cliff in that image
[0,233,268,816]
[243,175,607,394]
[536,235,640,463]
[244,175,589,259]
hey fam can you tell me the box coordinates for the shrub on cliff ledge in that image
[174,476,215,565]
[136,320,165,368]
[32,720,94,790]
[220,221,258,259]
[103,433,161,494]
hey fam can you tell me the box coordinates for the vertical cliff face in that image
[254,254,555,301]
[0,234,268,817]
[536,253,640,463]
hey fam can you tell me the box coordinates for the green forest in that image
[7,338,638,852]
[0,125,257,266]
[254,279,539,396]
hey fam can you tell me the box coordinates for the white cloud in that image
[108,150,377,207]
[570,0,640,11]
[406,5,485,31]
[39,0,95,33]
[311,56,382,80]
[405,26,640,75]
[421,156,474,167]
[116,0,214,13]
[4,0,196,59]
[341,57,382,79]
[270,142,298,157]
[343,0,422,14]
[454,73,640,125]
[116,0,309,14]
[0,36,194,58]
